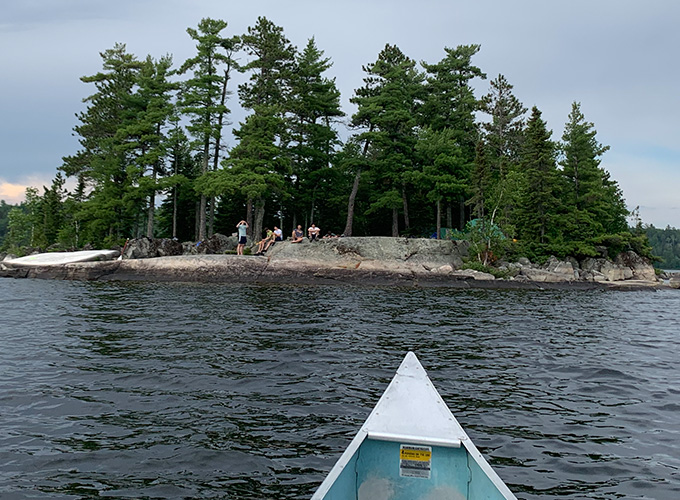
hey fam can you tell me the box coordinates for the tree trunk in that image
[208,197,215,237]
[198,195,207,241]
[246,198,253,238]
[146,190,155,238]
[194,201,200,241]
[392,207,399,237]
[436,199,442,239]
[172,184,177,240]
[343,130,372,237]
[402,184,410,230]
[253,198,266,244]
[198,135,210,241]
[310,186,317,225]
[146,162,157,238]
[343,168,361,236]
[446,203,452,228]
[207,66,231,240]
[458,197,465,230]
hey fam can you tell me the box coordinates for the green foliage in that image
[286,37,345,228]
[645,225,680,268]
[474,74,527,230]
[559,102,628,241]
[61,43,146,243]
[0,200,17,248]
[592,232,654,261]
[178,18,239,240]
[514,107,562,249]
[5,207,31,250]
[350,44,425,235]
[20,18,642,264]
[463,217,508,265]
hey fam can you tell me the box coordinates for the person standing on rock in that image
[236,220,248,255]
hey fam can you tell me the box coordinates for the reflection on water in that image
[0,279,679,499]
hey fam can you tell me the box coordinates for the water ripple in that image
[0,281,678,499]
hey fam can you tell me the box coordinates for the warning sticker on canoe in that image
[399,445,432,479]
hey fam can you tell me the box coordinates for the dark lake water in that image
[1,279,678,499]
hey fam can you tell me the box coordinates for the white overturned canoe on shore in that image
[3,250,119,267]
[312,352,517,500]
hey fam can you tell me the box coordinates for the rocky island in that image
[2,235,678,290]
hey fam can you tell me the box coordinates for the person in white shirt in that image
[308,223,321,241]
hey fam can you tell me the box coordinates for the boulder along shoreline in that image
[1,236,676,291]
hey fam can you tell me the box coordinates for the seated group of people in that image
[254,226,283,254]
[290,224,339,242]
[291,223,321,243]
[252,223,340,255]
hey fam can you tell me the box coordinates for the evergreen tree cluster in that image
[1,16,639,263]
[645,226,680,269]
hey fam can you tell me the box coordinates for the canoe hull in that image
[319,437,514,500]
[312,352,516,500]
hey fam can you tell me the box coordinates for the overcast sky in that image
[1,0,678,228]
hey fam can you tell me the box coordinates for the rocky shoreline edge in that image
[2,236,678,291]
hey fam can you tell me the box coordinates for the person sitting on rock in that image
[308,223,321,241]
[255,228,275,255]
[291,225,304,243]
[273,226,283,241]
[264,228,278,251]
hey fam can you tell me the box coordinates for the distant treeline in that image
[0,16,652,263]
[646,226,680,269]
[0,200,11,245]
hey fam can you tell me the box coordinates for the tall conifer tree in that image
[287,38,344,228]
[421,45,486,228]
[560,102,628,241]
[178,18,235,241]
[61,43,142,245]
[226,16,296,240]
[349,44,424,236]
[120,55,176,238]
[478,74,527,228]
[515,107,562,252]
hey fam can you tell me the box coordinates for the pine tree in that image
[468,140,491,221]
[559,102,628,242]
[178,18,236,241]
[225,16,297,241]
[287,38,344,229]
[61,43,143,245]
[41,172,67,245]
[421,45,486,228]
[119,55,176,238]
[156,117,198,241]
[413,127,466,238]
[478,74,527,229]
[515,107,562,253]
[5,206,31,251]
[0,200,14,247]
[57,177,86,249]
[349,44,424,236]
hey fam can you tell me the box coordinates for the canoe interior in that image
[321,437,510,500]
